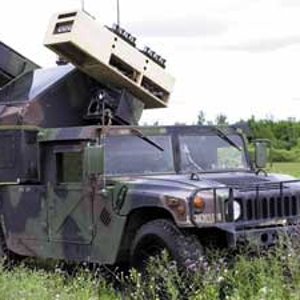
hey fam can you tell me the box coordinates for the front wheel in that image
[130,219,203,271]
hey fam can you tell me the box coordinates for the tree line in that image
[196,111,300,162]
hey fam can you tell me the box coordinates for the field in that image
[269,162,300,178]
[1,163,300,300]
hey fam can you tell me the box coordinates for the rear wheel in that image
[0,227,7,258]
[130,219,203,271]
[0,228,9,266]
[0,228,22,266]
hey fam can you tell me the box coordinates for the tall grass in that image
[3,236,293,300]
[0,262,117,300]
[121,237,300,299]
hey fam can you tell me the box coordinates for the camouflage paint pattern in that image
[0,66,97,128]
[0,125,299,265]
[0,64,145,128]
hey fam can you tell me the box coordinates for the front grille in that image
[237,194,300,221]
[193,178,300,224]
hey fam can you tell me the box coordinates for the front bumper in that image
[224,224,300,247]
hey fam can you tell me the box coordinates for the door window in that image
[56,151,82,183]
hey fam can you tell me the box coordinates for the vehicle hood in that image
[114,172,299,198]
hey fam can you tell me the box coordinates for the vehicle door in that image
[47,144,94,244]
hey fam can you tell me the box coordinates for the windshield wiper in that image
[130,128,164,152]
[213,127,242,151]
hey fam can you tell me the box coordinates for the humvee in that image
[0,10,300,270]
[0,124,299,270]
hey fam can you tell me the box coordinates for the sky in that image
[1,0,300,125]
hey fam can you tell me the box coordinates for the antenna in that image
[117,0,120,26]
[100,93,112,193]
[81,0,85,11]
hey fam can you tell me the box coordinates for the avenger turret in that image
[0,10,175,128]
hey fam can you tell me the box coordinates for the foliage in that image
[245,117,300,162]
[0,262,117,300]
[3,218,300,300]
[215,113,228,125]
[13,239,277,299]
[195,111,300,162]
[248,117,300,150]
[120,234,298,299]
[271,148,298,162]
[197,110,206,125]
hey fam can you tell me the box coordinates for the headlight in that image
[232,200,241,221]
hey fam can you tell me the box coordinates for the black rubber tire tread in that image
[0,227,7,258]
[130,219,203,271]
[0,226,23,267]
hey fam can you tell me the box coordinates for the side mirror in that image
[84,144,104,175]
[254,140,270,169]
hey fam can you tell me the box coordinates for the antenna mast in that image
[81,0,85,11]
[117,0,120,26]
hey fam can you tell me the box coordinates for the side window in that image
[56,151,82,183]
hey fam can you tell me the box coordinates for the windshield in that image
[179,134,248,173]
[0,65,74,103]
[105,135,174,175]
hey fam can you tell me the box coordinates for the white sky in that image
[1,0,300,125]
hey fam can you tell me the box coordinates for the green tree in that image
[215,113,228,125]
[197,110,206,125]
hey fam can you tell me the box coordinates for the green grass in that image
[269,162,300,178]
[5,242,298,300]
[0,263,117,300]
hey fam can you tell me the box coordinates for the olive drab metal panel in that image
[0,128,39,183]
[84,145,104,176]
[46,143,94,244]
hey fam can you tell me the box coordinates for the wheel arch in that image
[115,206,175,264]
[129,218,203,271]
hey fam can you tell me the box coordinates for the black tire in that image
[0,227,22,267]
[0,227,12,267]
[0,228,7,259]
[130,219,203,271]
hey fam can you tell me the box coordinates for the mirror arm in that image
[255,168,268,176]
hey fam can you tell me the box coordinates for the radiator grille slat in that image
[239,194,299,221]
